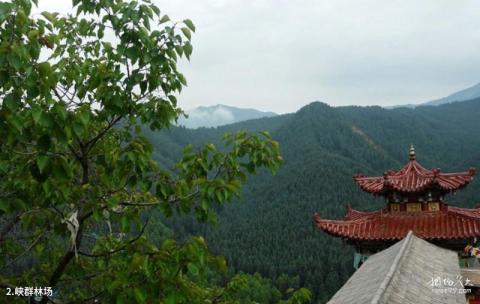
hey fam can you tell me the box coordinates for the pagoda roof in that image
[327,231,465,304]
[353,145,476,194]
[314,206,480,241]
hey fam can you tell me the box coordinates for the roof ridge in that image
[412,160,431,174]
[369,230,415,304]
[448,206,480,220]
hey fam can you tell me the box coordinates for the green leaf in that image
[37,156,49,174]
[213,256,227,273]
[53,104,67,121]
[151,5,160,16]
[0,3,12,19]
[72,122,83,137]
[183,42,193,59]
[181,27,191,40]
[215,189,224,203]
[175,45,183,57]
[183,19,195,32]
[3,95,17,110]
[178,73,187,86]
[8,53,21,70]
[38,112,53,128]
[38,62,52,77]
[165,293,180,304]
[79,19,89,35]
[187,262,199,276]
[133,287,147,304]
[58,156,73,179]
[28,30,39,40]
[8,116,23,132]
[97,27,104,39]
[78,110,90,126]
[41,11,58,23]
[125,47,139,61]
[0,200,10,213]
[167,95,177,105]
[35,242,45,255]
[159,14,170,24]
[0,162,7,174]
[121,216,130,232]
[115,295,127,304]
[206,143,216,151]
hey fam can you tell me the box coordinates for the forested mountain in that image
[145,98,480,303]
[177,104,277,128]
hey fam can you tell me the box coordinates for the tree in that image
[0,0,311,303]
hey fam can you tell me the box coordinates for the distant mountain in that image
[423,82,480,106]
[389,82,480,109]
[177,104,277,128]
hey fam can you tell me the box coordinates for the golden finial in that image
[409,144,416,160]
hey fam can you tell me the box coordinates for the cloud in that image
[178,105,235,128]
[189,106,235,123]
[33,0,480,112]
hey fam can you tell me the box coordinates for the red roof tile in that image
[353,159,476,194]
[314,206,480,241]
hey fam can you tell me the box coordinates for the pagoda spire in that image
[353,145,475,195]
[409,144,416,160]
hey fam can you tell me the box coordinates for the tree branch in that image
[59,271,105,283]
[46,223,84,287]
[0,231,44,271]
[85,115,122,153]
[0,211,21,244]
[0,282,16,289]
[68,289,105,304]
[79,217,149,258]
[38,209,95,304]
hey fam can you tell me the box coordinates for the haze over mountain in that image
[184,83,480,122]
[389,82,480,109]
[177,104,277,128]
[145,97,480,303]
[422,82,480,106]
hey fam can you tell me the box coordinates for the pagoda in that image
[313,145,478,266]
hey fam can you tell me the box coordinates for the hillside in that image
[176,104,278,128]
[146,99,480,303]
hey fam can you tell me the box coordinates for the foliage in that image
[221,273,311,304]
[0,0,295,303]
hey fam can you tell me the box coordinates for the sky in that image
[34,0,480,113]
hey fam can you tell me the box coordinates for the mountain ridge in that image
[423,82,480,106]
[389,82,480,109]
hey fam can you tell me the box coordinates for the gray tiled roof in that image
[327,231,466,304]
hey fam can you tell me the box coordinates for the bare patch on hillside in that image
[351,125,384,153]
